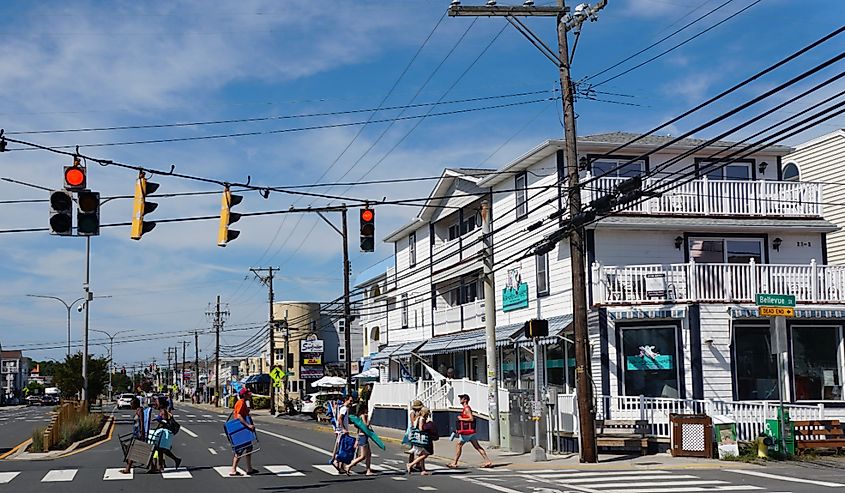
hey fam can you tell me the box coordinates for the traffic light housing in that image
[49,190,73,235]
[524,318,549,339]
[360,207,375,252]
[76,190,100,236]
[63,158,86,191]
[217,187,242,247]
[130,174,159,240]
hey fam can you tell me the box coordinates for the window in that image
[782,162,800,181]
[536,252,549,296]
[274,349,285,363]
[338,347,346,362]
[461,212,477,235]
[592,159,645,178]
[698,159,752,180]
[448,223,461,241]
[792,325,843,400]
[688,237,763,264]
[401,294,409,328]
[621,325,680,398]
[409,233,417,267]
[734,325,779,400]
[515,172,528,219]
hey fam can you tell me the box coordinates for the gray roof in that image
[446,167,496,177]
[579,132,793,153]
[592,215,838,232]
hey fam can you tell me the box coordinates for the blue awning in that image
[244,374,271,384]
[417,324,524,355]
[730,307,845,318]
[370,341,424,362]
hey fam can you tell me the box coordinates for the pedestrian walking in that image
[347,403,375,475]
[404,399,424,470]
[120,397,145,474]
[152,395,182,471]
[448,394,492,468]
[229,388,259,476]
[407,407,432,475]
[331,395,354,473]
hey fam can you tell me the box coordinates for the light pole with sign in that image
[755,293,795,455]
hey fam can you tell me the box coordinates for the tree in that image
[111,372,132,394]
[24,381,45,396]
[32,360,59,377]
[52,353,109,400]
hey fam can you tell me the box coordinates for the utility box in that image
[712,415,739,459]
[670,414,713,458]
[765,407,795,456]
[498,412,511,451]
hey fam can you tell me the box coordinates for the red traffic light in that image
[361,209,374,222]
[64,166,86,190]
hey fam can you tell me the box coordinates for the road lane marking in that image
[589,480,730,489]
[186,414,196,417]
[208,447,218,455]
[257,429,332,456]
[179,425,198,438]
[104,468,133,480]
[419,487,437,491]
[728,469,845,488]
[41,469,77,482]
[202,414,214,418]
[314,464,353,476]
[461,477,524,493]
[562,474,699,484]
[539,471,673,478]
[161,467,192,479]
[265,465,305,477]
[0,472,20,484]
[601,487,761,493]
[214,466,247,477]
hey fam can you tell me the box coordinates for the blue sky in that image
[0,0,842,368]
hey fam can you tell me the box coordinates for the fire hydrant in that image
[757,433,774,459]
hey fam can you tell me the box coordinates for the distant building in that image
[1,350,32,398]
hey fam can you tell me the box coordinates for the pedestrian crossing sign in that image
[270,367,285,384]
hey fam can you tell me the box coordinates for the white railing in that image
[369,381,416,408]
[370,379,508,418]
[432,232,484,266]
[434,299,485,335]
[415,380,451,410]
[443,379,509,418]
[707,400,824,441]
[586,174,823,217]
[593,259,845,305]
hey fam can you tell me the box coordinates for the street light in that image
[90,329,134,402]
[27,294,112,357]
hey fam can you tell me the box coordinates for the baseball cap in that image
[458,394,470,401]
[239,388,252,398]
[411,399,424,410]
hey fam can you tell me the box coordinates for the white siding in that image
[698,304,733,401]
[594,230,686,267]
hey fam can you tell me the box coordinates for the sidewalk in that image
[179,401,750,471]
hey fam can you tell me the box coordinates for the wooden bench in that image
[596,419,653,455]
[596,419,649,437]
[793,420,845,452]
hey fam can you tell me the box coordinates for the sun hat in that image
[411,399,424,410]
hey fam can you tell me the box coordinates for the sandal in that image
[446,463,459,469]
[229,471,243,477]
[246,468,259,475]
[481,462,494,468]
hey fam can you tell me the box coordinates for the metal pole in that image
[341,207,353,396]
[82,236,91,404]
[66,306,72,358]
[774,315,787,455]
[283,316,290,406]
[215,294,220,407]
[482,199,501,448]
[531,337,547,461]
[108,336,114,402]
[268,268,277,415]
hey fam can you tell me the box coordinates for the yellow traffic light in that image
[130,173,159,240]
[217,187,242,247]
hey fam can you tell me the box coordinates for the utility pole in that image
[251,267,278,415]
[481,199,501,448]
[182,340,187,401]
[194,331,200,402]
[341,208,353,396]
[166,348,172,390]
[82,236,92,404]
[207,295,229,407]
[282,314,290,406]
[449,0,605,463]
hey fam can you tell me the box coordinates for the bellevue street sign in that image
[755,293,795,308]
[759,306,795,317]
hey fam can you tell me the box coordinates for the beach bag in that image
[335,434,357,464]
[168,417,181,435]
[456,417,476,435]
[423,420,439,441]
[409,427,431,447]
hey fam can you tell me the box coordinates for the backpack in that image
[423,420,439,441]
[168,417,181,435]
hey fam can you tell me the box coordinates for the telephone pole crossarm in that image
[448,5,565,17]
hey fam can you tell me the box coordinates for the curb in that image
[8,415,114,461]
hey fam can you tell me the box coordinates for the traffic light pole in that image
[82,236,92,404]
[194,331,200,402]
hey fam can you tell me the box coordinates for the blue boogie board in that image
[335,434,357,464]
[224,415,258,454]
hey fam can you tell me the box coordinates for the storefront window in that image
[792,325,843,400]
[734,325,779,400]
[621,325,680,398]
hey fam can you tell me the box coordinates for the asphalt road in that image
[1,402,845,493]
[0,405,54,455]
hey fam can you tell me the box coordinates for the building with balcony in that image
[1,350,31,400]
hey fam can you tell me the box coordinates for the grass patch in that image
[30,426,47,453]
[54,413,102,450]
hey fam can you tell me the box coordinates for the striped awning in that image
[370,341,425,362]
[513,314,574,346]
[607,307,687,321]
[417,324,524,355]
[730,307,845,319]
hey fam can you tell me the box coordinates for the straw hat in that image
[411,399,424,411]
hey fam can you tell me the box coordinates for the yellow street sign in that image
[270,367,285,383]
[759,306,794,317]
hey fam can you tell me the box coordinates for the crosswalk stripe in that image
[264,465,305,477]
[161,467,192,479]
[419,487,438,491]
[539,470,674,479]
[180,426,198,438]
[214,466,247,477]
[600,486,762,493]
[41,469,77,482]
[186,414,196,417]
[208,447,218,455]
[559,474,698,484]
[0,472,20,484]
[728,469,845,488]
[103,468,133,480]
[313,464,350,476]
[202,414,214,418]
[588,480,730,489]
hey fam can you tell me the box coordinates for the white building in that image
[1,350,31,399]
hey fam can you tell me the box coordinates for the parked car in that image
[25,395,43,406]
[300,392,343,418]
[41,394,59,406]
[116,393,135,410]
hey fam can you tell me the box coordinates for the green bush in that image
[227,395,236,408]
[251,395,269,409]
[31,426,47,453]
[54,413,102,450]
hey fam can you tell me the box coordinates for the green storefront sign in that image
[502,283,529,312]
[626,354,674,371]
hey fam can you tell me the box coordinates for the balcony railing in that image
[432,232,484,265]
[593,259,845,305]
[433,299,485,336]
[585,174,823,217]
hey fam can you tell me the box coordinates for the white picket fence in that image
[369,379,508,418]
[556,393,825,441]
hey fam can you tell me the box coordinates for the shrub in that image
[54,413,102,450]
[251,395,269,409]
[31,426,47,453]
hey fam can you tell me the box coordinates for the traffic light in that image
[49,190,73,235]
[360,207,375,252]
[76,190,100,236]
[130,174,159,240]
[63,158,86,191]
[217,186,242,247]
[524,318,549,339]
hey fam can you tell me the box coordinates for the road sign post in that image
[756,293,792,456]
